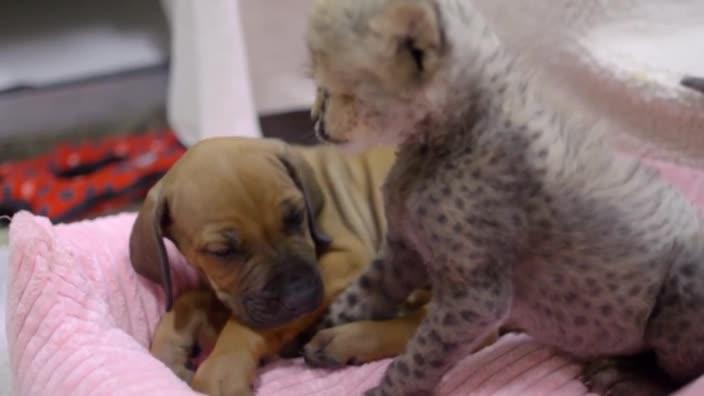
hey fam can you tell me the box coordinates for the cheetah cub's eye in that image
[403,37,425,72]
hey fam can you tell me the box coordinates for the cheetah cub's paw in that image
[364,386,431,396]
[582,358,673,396]
[315,291,377,330]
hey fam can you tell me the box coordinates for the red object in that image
[0,129,185,222]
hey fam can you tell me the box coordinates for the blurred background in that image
[2,0,703,234]
[0,0,318,229]
[0,2,317,388]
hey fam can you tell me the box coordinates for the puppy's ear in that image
[371,0,445,88]
[129,182,174,311]
[278,149,332,254]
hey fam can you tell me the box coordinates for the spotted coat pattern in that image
[307,1,704,395]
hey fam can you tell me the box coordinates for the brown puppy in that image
[129,137,425,395]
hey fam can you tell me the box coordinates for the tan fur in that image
[131,138,431,395]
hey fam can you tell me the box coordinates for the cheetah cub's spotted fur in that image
[305,0,704,395]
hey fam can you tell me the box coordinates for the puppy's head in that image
[129,138,330,330]
[307,0,450,149]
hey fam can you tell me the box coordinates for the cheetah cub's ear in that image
[370,0,446,92]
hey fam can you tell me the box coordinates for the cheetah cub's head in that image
[307,0,451,150]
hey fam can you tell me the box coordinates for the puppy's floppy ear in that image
[278,148,332,254]
[129,182,174,311]
[370,0,445,88]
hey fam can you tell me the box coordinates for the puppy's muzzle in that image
[243,265,323,329]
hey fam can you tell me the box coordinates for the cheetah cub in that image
[305,0,704,395]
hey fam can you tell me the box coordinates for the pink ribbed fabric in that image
[7,155,704,396]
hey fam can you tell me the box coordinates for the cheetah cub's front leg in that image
[365,211,515,396]
[317,238,426,329]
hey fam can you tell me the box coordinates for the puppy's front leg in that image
[367,249,513,396]
[305,306,427,367]
[192,319,267,396]
[323,237,426,327]
[151,290,221,383]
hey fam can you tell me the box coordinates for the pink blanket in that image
[7,156,704,396]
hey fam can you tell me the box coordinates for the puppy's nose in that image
[281,269,323,309]
[287,271,318,291]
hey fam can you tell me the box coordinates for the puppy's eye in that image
[208,245,241,259]
[283,208,305,231]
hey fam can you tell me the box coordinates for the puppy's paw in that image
[150,346,196,384]
[191,355,254,396]
[303,328,354,368]
[303,324,373,368]
[172,364,195,384]
[303,321,394,368]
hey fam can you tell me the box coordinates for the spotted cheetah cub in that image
[304,0,704,395]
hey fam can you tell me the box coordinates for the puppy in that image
[130,137,428,395]
[306,1,704,395]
